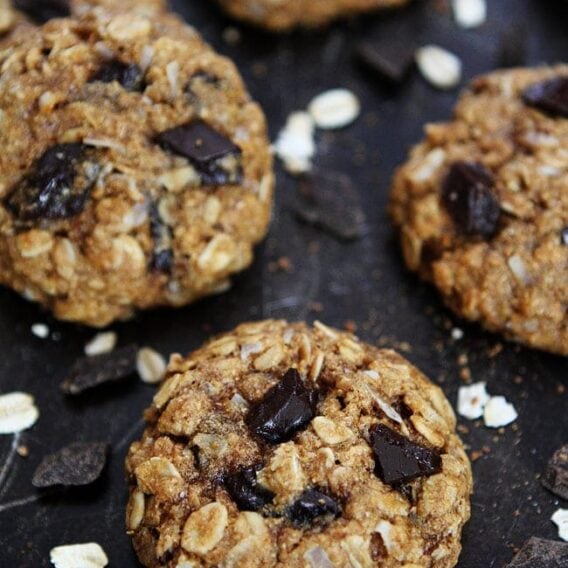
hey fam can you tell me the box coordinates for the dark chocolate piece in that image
[370,424,442,486]
[287,488,340,526]
[355,41,414,85]
[542,444,568,500]
[32,442,108,488]
[5,143,99,223]
[504,537,568,568]
[156,121,242,186]
[13,0,70,23]
[246,369,318,445]
[60,344,138,395]
[294,169,366,241]
[149,203,173,274]
[89,60,144,92]
[523,76,568,118]
[442,161,501,237]
[224,465,275,511]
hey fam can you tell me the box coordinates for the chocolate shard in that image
[523,76,568,118]
[5,143,99,223]
[542,444,568,500]
[32,442,108,488]
[355,40,415,86]
[294,169,366,241]
[504,537,568,568]
[149,203,173,274]
[370,423,442,486]
[156,121,243,186]
[89,60,145,92]
[442,161,501,237]
[246,369,318,445]
[287,488,340,527]
[224,465,275,511]
[13,0,70,23]
[60,344,138,395]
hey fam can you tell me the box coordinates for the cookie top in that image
[215,0,409,31]
[390,66,568,355]
[0,12,273,326]
[126,319,472,568]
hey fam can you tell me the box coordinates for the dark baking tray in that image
[0,0,567,566]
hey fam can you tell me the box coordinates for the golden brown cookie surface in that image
[126,320,472,567]
[390,66,568,355]
[0,12,273,326]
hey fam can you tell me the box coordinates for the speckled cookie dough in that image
[214,0,410,31]
[390,66,568,356]
[126,319,472,568]
[0,11,273,327]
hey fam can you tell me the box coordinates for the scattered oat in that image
[483,396,518,428]
[451,327,464,340]
[84,332,117,356]
[0,392,39,434]
[452,0,486,29]
[457,382,490,420]
[308,89,361,130]
[552,509,568,542]
[31,323,50,339]
[273,111,315,175]
[137,347,167,384]
[415,45,462,90]
[50,542,108,568]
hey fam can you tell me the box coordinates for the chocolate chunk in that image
[5,143,99,223]
[442,161,501,236]
[355,41,415,85]
[504,537,568,568]
[156,121,242,186]
[224,465,275,511]
[13,0,70,23]
[294,170,366,241]
[246,369,318,444]
[287,488,340,526]
[32,442,108,488]
[370,424,442,486]
[523,77,568,118]
[60,344,138,395]
[89,60,144,91]
[149,203,173,273]
[542,444,568,500]
[562,227,568,246]
[497,24,527,68]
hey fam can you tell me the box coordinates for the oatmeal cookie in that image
[0,12,273,327]
[126,319,472,568]
[214,0,410,32]
[390,66,568,355]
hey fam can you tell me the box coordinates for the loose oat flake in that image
[0,392,39,434]
[84,332,117,356]
[415,45,462,90]
[552,509,568,542]
[452,0,486,29]
[273,111,316,175]
[50,542,109,568]
[457,382,490,420]
[308,89,360,130]
[483,396,518,428]
[137,347,167,384]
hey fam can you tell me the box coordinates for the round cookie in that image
[126,319,472,568]
[0,12,273,327]
[214,0,410,32]
[390,66,568,355]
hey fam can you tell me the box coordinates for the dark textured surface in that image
[0,1,567,566]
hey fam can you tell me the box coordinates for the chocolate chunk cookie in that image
[126,320,472,567]
[0,12,273,326]
[390,66,568,355]
[214,0,410,32]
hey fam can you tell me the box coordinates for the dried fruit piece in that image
[442,161,501,236]
[13,0,70,23]
[224,465,275,511]
[89,60,144,91]
[246,369,318,444]
[287,488,340,526]
[49,542,108,568]
[32,442,108,488]
[0,392,39,434]
[370,424,442,486]
[156,121,242,186]
[504,537,568,568]
[542,445,568,500]
[523,77,568,118]
[5,143,99,222]
[60,344,138,394]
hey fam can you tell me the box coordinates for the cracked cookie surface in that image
[126,319,472,567]
[0,11,273,326]
[390,66,568,355]
[214,0,409,31]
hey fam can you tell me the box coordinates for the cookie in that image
[0,12,273,327]
[214,0,410,32]
[126,319,472,567]
[390,66,568,355]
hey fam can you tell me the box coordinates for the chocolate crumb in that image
[542,444,568,500]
